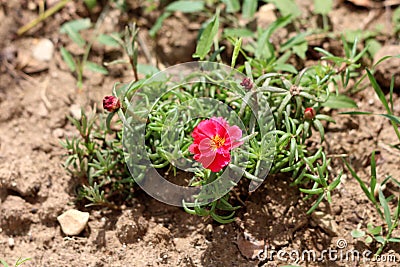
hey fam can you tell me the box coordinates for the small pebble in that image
[30,208,39,214]
[8,237,14,248]
[332,205,342,215]
[57,209,89,236]
[37,103,49,118]
[52,128,64,138]
[69,104,82,121]
[32,39,54,62]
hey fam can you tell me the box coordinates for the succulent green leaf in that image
[60,47,76,72]
[314,0,333,15]
[166,1,204,13]
[193,11,220,60]
[84,61,108,74]
[242,0,257,19]
[322,94,358,109]
[351,229,366,238]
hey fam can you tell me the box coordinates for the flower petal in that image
[195,119,219,139]
[198,152,217,170]
[207,152,230,172]
[228,125,242,140]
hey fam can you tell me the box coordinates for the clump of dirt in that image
[115,209,147,244]
[155,13,199,65]
[373,45,400,89]
[0,196,33,236]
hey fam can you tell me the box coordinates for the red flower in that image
[189,117,243,172]
[103,96,120,112]
[304,107,316,120]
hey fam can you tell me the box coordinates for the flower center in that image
[211,135,225,150]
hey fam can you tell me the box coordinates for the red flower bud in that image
[304,107,316,120]
[240,77,253,90]
[103,96,120,112]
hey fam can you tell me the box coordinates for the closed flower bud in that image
[240,77,253,90]
[103,96,120,112]
[304,107,316,120]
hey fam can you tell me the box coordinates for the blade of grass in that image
[390,75,394,113]
[306,193,325,214]
[366,68,390,114]
[0,259,9,267]
[344,160,374,202]
[17,0,72,35]
[379,114,400,125]
[378,189,392,229]
[370,151,377,198]
[340,111,373,115]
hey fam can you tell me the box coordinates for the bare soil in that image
[1,1,400,266]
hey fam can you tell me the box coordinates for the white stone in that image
[69,104,82,121]
[32,39,54,62]
[57,209,89,236]
[8,237,14,248]
[52,128,64,138]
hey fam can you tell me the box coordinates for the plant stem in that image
[375,223,396,256]
[129,56,139,82]
[390,121,400,142]
[374,201,385,220]
[322,14,329,32]
[375,196,400,256]
[17,0,71,35]
[80,4,109,92]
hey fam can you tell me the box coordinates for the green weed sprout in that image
[344,62,400,255]
[347,152,400,256]
[61,23,142,208]
[0,257,31,267]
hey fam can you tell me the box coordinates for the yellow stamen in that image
[210,135,225,150]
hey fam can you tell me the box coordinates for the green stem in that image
[374,201,385,220]
[207,171,218,184]
[375,197,400,256]
[322,14,329,32]
[128,56,139,82]
[375,222,396,256]
[213,38,222,62]
[77,59,84,90]
[17,0,72,35]
[390,121,400,142]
